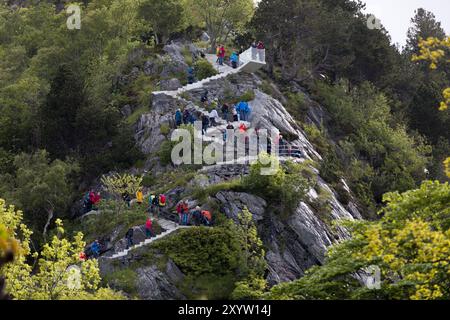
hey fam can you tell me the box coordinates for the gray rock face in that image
[136,259,186,300]
[143,58,162,76]
[159,78,182,91]
[250,90,321,161]
[98,254,186,300]
[216,191,266,222]
[135,94,187,154]
[213,188,357,287]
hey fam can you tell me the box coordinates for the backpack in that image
[159,194,166,206]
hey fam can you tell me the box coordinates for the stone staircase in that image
[153,47,266,98]
[107,218,190,260]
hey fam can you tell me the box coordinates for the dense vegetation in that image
[1,0,449,300]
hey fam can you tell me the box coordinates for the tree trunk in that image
[43,208,54,242]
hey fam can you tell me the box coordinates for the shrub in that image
[239,90,256,102]
[194,59,218,80]
[160,123,171,136]
[153,226,243,276]
[243,155,312,213]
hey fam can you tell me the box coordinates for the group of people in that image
[175,108,197,127]
[251,40,266,61]
[176,201,212,226]
[83,190,101,214]
[215,44,241,69]
[124,216,155,250]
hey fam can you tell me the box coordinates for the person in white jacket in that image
[209,109,219,127]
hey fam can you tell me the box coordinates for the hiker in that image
[136,189,144,205]
[188,111,197,124]
[83,191,92,213]
[239,122,248,133]
[183,109,190,125]
[158,194,166,208]
[89,191,95,207]
[201,90,208,106]
[176,201,183,224]
[175,109,182,127]
[191,206,202,225]
[226,122,235,130]
[251,41,258,60]
[237,101,250,121]
[187,66,195,84]
[257,41,265,61]
[152,193,159,215]
[79,251,87,261]
[231,105,238,122]
[201,114,209,135]
[218,45,226,65]
[209,108,219,127]
[201,210,212,226]
[148,194,156,213]
[182,201,189,225]
[90,240,100,258]
[145,218,154,238]
[125,228,134,249]
[230,51,239,68]
[221,103,229,121]
[122,192,131,208]
[91,192,101,210]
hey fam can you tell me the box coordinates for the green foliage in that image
[158,140,176,166]
[243,155,312,213]
[186,0,254,50]
[239,90,256,102]
[101,173,143,200]
[285,92,308,120]
[266,181,450,300]
[160,123,171,136]
[313,80,431,206]
[191,179,244,202]
[0,150,78,242]
[303,123,329,155]
[0,200,124,300]
[194,59,218,80]
[154,226,243,276]
[138,0,186,44]
[102,269,138,297]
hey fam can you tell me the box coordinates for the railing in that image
[239,47,266,66]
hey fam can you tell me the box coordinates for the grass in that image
[181,46,194,66]
[190,179,244,202]
[102,269,139,297]
[126,105,149,125]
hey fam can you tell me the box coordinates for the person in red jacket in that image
[218,45,226,65]
[201,210,212,226]
[145,218,154,238]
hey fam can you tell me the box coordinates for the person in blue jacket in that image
[230,51,239,68]
[237,101,251,121]
[175,109,182,127]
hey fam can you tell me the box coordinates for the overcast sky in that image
[362,0,450,48]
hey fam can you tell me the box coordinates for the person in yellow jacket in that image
[136,189,144,205]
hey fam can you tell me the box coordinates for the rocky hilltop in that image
[92,40,364,299]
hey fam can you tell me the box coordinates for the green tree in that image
[138,0,186,44]
[101,173,143,200]
[187,0,254,51]
[0,199,124,300]
[0,150,79,242]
